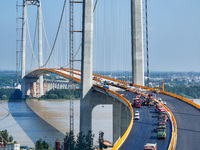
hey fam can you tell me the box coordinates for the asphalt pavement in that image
[156,94,200,150]
[116,91,171,150]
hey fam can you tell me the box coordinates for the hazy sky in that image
[0,0,200,72]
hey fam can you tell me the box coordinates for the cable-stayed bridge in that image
[16,0,200,150]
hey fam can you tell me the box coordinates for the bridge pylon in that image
[21,0,43,98]
[131,0,144,86]
[80,0,94,133]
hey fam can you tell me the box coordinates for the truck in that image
[144,94,154,106]
[148,98,154,106]
[158,107,166,113]
[155,104,163,112]
[157,126,167,139]
[135,100,141,108]
[132,98,141,108]
[159,113,168,122]
[144,143,157,150]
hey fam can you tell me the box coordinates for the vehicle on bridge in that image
[134,111,140,120]
[144,94,154,106]
[158,106,166,113]
[159,113,168,122]
[132,98,141,108]
[143,143,157,150]
[157,125,167,139]
[148,98,154,106]
[158,121,167,127]
[155,104,163,112]
[103,85,109,89]
[135,99,141,108]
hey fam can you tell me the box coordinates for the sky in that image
[0,0,200,72]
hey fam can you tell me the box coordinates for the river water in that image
[0,100,112,147]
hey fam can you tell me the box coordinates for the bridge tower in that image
[80,0,94,133]
[131,0,144,86]
[21,0,43,98]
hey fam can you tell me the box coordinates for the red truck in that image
[132,98,141,108]
[135,100,141,108]
[156,105,163,112]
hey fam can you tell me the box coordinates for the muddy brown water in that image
[0,100,112,147]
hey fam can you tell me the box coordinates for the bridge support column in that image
[80,88,132,145]
[131,0,144,86]
[80,0,94,133]
[22,1,27,79]
[38,1,43,97]
[113,99,121,143]
[121,105,129,136]
[33,82,37,97]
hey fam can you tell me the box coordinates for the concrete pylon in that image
[38,1,44,96]
[21,1,27,99]
[22,1,27,79]
[80,0,94,133]
[131,0,144,86]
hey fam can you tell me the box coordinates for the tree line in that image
[40,89,81,100]
[165,85,200,99]
[35,131,108,150]
[0,89,22,100]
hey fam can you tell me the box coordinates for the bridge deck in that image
[117,91,171,150]
[157,94,200,150]
[25,68,200,150]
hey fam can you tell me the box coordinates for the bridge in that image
[16,0,200,150]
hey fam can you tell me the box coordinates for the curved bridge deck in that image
[24,68,200,150]
[117,91,171,150]
[157,94,200,150]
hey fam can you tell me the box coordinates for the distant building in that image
[0,144,20,150]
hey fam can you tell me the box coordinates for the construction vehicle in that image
[135,100,141,108]
[132,98,141,108]
[157,125,167,139]
[144,94,154,106]
[155,104,163,112]
[144,143,157,150]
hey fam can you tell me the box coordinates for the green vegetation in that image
[64,130,94,150]
[165,85,200,99]
[0,71,20,87]
[0,89,22,100]
[40,89,80,100]
[35,139,53,150]
[0,130,17,145]
[35,130,94,150]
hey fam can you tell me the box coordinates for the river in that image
[0,100,112,147]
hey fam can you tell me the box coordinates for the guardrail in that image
[160,90,200,109]
[93,85,134,150]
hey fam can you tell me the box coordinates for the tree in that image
[8,135,13,143]
[2,95,7,100]
[76,131,86,150]
[85,130,94,150]
[64,131,75,150]
[0,130,14,145]
[99,131,105,150]
[9,89,22,100]
[35,138,49,150]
